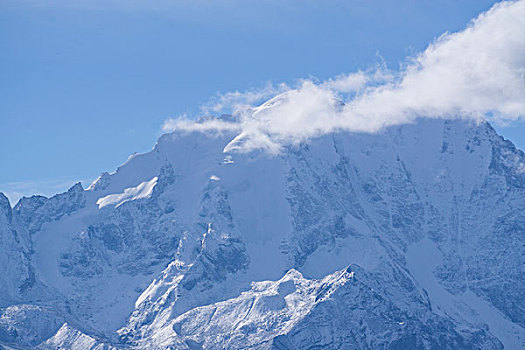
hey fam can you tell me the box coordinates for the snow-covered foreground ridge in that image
[0,117,524,349]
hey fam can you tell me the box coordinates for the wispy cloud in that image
[199,82,290,116]
[163,0,525,153]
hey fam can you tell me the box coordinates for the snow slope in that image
[0,115,524,349]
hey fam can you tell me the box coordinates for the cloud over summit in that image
[164,0,525,153]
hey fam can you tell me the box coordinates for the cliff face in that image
[1,118,524,349]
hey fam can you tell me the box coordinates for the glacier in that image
[0,116,524,349]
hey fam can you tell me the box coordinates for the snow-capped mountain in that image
[1,116,524,349]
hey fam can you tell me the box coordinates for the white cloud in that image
[163,0,525,153]
[162,117,241,134]
[321,72,370,93]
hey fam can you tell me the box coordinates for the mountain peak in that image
[1,117,524,349]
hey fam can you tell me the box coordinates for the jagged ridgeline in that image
[0,118,524,349]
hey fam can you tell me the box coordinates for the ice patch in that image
[406,239,525,349]
[96,177,158,209]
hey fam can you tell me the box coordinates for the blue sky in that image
[1,0,524,203]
